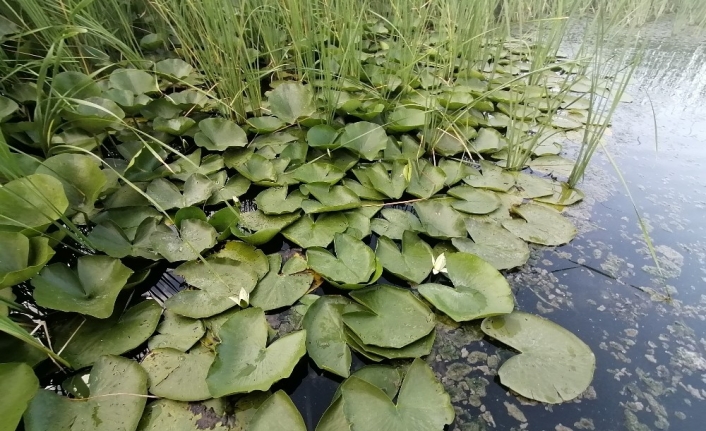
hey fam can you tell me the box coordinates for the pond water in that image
[258,19,706,431]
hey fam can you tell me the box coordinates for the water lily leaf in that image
[344,326,435,360]
[52,71,101,99]
[231,210,300,245]
[342,206,380,240]
[370,208,422,240]
[307,233,380,288]
[169,90,209,110]
[338,122,388,160]
[418,252,514,322]
[386,107,426,132]
[336,365,403,400]
[0,96,19,122]
[343,285,435,348]
[452,219,530,270]
[438,90,474,109]
[413,198,466,239]
[355,161,408,199]
[148,310,205,352]
[282,213,348,248]
[423,128,468,157]
[208,172,251,205]
[32,255,133,318]
[447,185,501,214]
[64,97,125,133]
[250,253,313,311]
[24,356,148,431]
[247,116,286,133]
[291,161,345,184]
[88,216,161,260]
[247,390,307,431]
[137,399,230,431]
[303,296,361,378]
[52,299,162,368]
[195,118,248,151]
[0,362,38,431]
[300,183,361,214]
[513,172,554,199]
[169,150,224,182]
[141,345,214,401]
[471,128,506,154]
[153,116,196,135]
[0,232,54,289]
[155,59,194,80]
[528,155,575,178]
[146,174,216,210]
[307,124,340,149]
[406,159,446,199]
[165,290,237,319]
[268,82,316,123]
[214,241,269,279]
[110,68,158,95]
[151,219,217,262]
[464,160,514,192]
[375,231,433,284]
[549,115,583,129]
[0,174,69,233]
[502,203,576,246]
[316,358,454,431]
[341,178,386,201]
[174,257,259,305]
[534,182,584,206]
[481,312,595,403]
[35,153,106,215]
[207,307,306,396]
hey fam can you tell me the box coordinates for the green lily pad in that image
[206,307,306,396]
[32,255,133,318]
[141,345,214,401]
[300,183,361,214]
[528,155,575,178]
[338,122,388,161]
[413,198,466,239]
[232,210,300,245]
[452,219,530,270]
[291,161,345,184]
[418,252,514,322]
[481,312,596,403]
[268,82,316,124]
[64,97,126,133]
[370,208,422,240]
[354,161,408,199]
[336,365,403,400]
[513,172,554,199]
[150,219,218,262]
[406,159,446,199]
[153,116,196,135]
[343,285,435,348]
[423,128,468,157]
[342,206,381,240]
[24,356,148,431]
[502,203,577,246]
[0,362,38,431]
[344,326,436,360]
[307,124,340,149]
[247,116,286,133]
[471,128,506,154]
[148,310,205,352]
[174,257,259,306]
[282,213,349,248]
[146,174,216,210]
[247,390,307,431]
[195,118,248,151]
[386,107,427,132]
[316,358,454,431]
[155,59,194,80]
[533,182,584,206]
[136,399,230,431]
[341,178,387,201]
[208,172,251,205]
[0,174,69,233]
[0,232,55,289]
[52,71,101,99]
[447,185,501,214]
[169,149,224,182]
[464,160,514,192]
[250,253,314,311]
[110,68,159,95]
[35,153,107,215]
[375,231,433,284]
[214,241,269,279]
[307,233,381,288]
[52,299,162,368]
[88,217,162,260]
[165,290,237,319]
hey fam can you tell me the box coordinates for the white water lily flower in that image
[230,288,249,307]
[432,253,448,275]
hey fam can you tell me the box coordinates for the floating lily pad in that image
[413,198,467,239]
[148,310,205,352]
[248,116,286,133]
[418,252,514,322]
[344,326,436,360]
[32,255,133,318]
[0,232,55,289]
[481,312,595,403]
[370,208,422,240]
[354,161,408,199]
[342,206,380,239]
[464,160,514,192]
[471,128,506,154]
[146,174,216,210]
[232,210,300,245]
[534,182,584,206]
[214,241,270,279]
[268,82,316,124]
[307,233,381,288]
[282,213,349,248]
[343,285,435,348]
[375,231,433,284]
[452,219,530,270]
[110,68,159,95]
[528,155,575,178]
[292,162,346,184]
[338,122,388,160]
[0,362,38,431]
[136,399,230,431]
[195,118,248,151]
[36,154,107,215]
[0,174,69,233]
[174,256,259,306]
[141,345,214,401]
[151,219,218,262]
[502,203,577,246]
[406,159,446,199]
[300,183,361,214]
[447,185,501,214]
[24,356,148,431]
[513,172,554,199]
[153,116,196,135]
[250,253,313,311]
[165,289,238,319]
[386,107,427,132]
[207,307,306,396]
[307,124,340,149]
[155,58,194,80]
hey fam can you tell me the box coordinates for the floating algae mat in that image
[0,16,628,431]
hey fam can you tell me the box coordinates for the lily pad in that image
[0,232,55,289]
[248,116,286,133]
[464,160,514,192]
[268,82,316,124]
[141,345,214,401]
[413,198,467,239]
[354,161,408,199]
[386,107,426,132]
[148,310,205,352]
[146,174,216,210]
[316,358,454,431]
[35,154,107,215]
[342,206,380,239]
[174,257,259,306]
[370,208,422,240]
[195,118,248,151]
[300,183,361,214]
[307,124,340,149]
[155,59,194,80]
[481,312,595,403]
[502,203,577,246]
[344,326,436,360]
[250,253,314,311]
[24,356,148,431]
[255,187,305,215]
[150,219,218,262]
[452,219,530,270]
[136,399,230,431]
[165,290,238,319]
[292,161,345,184]
[375,231,433,284]
[231,210,300,245]
[153,116,196,135]
[32,255,133,318]
[534,182,584,206]
[110,68,159,94]
[247,390,307,431]
[343,285,435,348]
[528,155,575,178]
[513,172,554,199]
[418,252,514,322]
[207,307,307,396]
[307,233,381,288]
[282,213,349,248]
[52,299,162,369]
[0,362,38,431]
[338,122,388,161]
[447,185,501,214]
[0,174,69,233]
[406,159,446,199]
